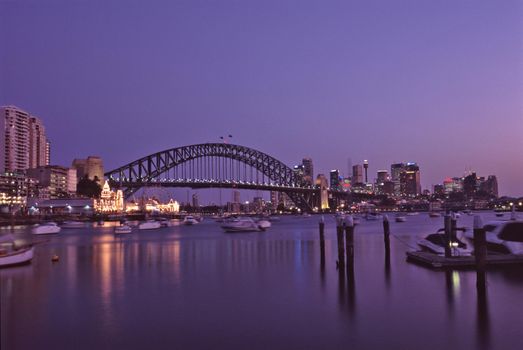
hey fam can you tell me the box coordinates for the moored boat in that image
[32,222,61,235]
[429,212,441,218]
[465,220,523,254]
[221,217,263,233]
[417,233,471,256]
[0,246,34,267]
[395,214,407,223]
[138,220,161,230]
[183,216,199,225]
[114,225,133,234]
[61,221,85,229]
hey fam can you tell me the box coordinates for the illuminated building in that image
[400,163,421,197]
[330,169,341,191]
[192,193,199,208]
[94,181,124,213]
[27,165,74,199]
[363,160,369,184]
[157,199,180,213]
[0,105,50,173]
[391,163,405,196]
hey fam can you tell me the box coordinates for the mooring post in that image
[444,214,452,258]
[473,215,487,291]
[336,217,345,269]
[450,212,458,243]
[510,204,517,221]
[319,215,325,265]
[383,214,390,254]
[344,215,354,265]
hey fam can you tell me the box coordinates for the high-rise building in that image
[481,175,498,197]
[352,164,363,184]
[400,163,421,197]
[72,156,104,182]
[0,106,50,173]
[192,193,199,208]
[302,158,314,186]
[376,170,389,184]
[391,163,405,196]
[330,169,341,191]
[232,190,241,204]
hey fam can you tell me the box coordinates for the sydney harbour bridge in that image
[104,143,349,212]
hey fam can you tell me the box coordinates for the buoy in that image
[51,254,59,262]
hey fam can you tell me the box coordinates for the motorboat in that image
[395,214,407,223]
[465,220,523,254]
[495,212,504,218]
[255,218,271,230]
[157,218,173,227]
[221,217,264,233]
[406,212,419,216]
[429,212,441,218]
[114,225,133,234]
[138,220,161,230]
[417,232,471,256]
[183,216,199,225]
[32,222,61,235]
[61,221,85,229]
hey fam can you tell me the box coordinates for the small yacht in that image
[465,220,523,254]
[61,221,85,229]
[32,222,61,235]
[0,238,34,267]
[429,212,441,218]
[406,212,419,216]
[138,220,161,230]
[365,212,382,221]
[255,218,271,230]
[114,224,133,234]
[221,217,263,233]
[183,216,199,225]
[417,232,471,256]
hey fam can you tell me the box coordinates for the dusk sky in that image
[1,0,522,196]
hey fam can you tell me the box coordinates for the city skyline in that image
[1,1,522,196]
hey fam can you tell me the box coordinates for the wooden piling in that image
[444,214,452,258]
[450,212,457,242]
[344,216,354,266]
[319,216,325,266]
[336,218,345,269]
[473,215,487,290]
[383,215,390,255]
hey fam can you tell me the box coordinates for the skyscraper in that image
[391,163,405,196]
[352,164,363,184]
[400,163,421,197]
[330,169,341,191]
[302,158,313,186]
[0,106,50,173]
[363,160,369,183]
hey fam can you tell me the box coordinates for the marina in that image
[1,212,522,350]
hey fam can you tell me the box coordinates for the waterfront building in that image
[72,156,104,181]
[352,164,363,184]
[400,163,421,197]
[27,165,74,199]
[93,181,124,213]
[0,172,39,208]
[302,158,314,186]
[0,106,50,173]
[157,199,180,213]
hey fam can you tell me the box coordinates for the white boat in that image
[406,212,419,216]
[395,214,407,223]
[417,233,471,256]
[255,219,271,230]
[32,222,61,235]
[183,216,199,225]
[221,218,263,233]
[0,246,34,267]
[61,221,85,229]
[114,225,133,234]
[138,220,161,230]
[429,212,441,218]
[465,220,523,254]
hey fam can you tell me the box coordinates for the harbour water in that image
[1,213,523,350]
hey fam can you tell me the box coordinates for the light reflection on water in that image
[1,213,523,349]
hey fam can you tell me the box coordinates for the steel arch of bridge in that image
[104,143,316,211]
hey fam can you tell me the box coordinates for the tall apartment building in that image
[0,106,50,173]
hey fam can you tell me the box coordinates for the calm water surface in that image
[2,213,523,350]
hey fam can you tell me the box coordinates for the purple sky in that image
[1,0,522,197]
